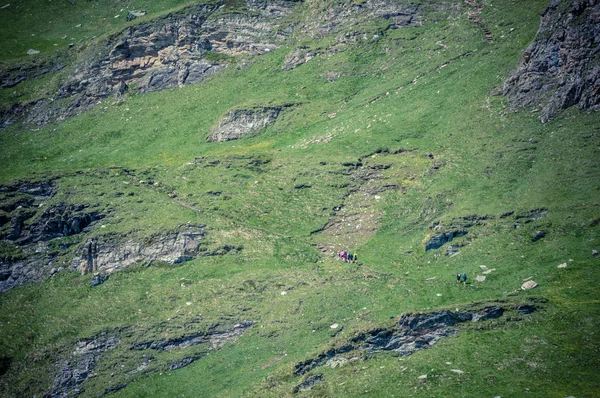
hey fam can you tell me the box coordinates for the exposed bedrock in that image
[501,0,600,122]
[45,321,252,397]
[1,0,297,127]
[71,224,207,275]
[208,106,286,142]
[293,301,541,377]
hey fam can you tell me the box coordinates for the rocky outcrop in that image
[72,225,207,275]
[501,0,600,122]
[293,373,324,393]
[0,55,66,89]
[46,321,252,397]
[424,230,468,251]
[294,302,536,378]
[301,0,422,39]
[46,332,119,398]
[18,204,104,244]
[207,106,284,142]
[424,214,497,252]
[1,1,298,127]
[283,47,315,70]
[0,255,61,293]
[132,321,253,351]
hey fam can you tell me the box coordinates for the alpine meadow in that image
[0,0,599,397]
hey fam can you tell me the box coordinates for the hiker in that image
[336,250,341,260]
[342,251,348,262]
[456,273,461,283]
[353,253,358,263]
[348,253,354,262]
[462,273,467,284]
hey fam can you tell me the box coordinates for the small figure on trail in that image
[456,273,461,283]
[353,253,358,263]
[348,253,354,262]
[461,273,467,284]
[336,250,341,260]
[342,251,348,262]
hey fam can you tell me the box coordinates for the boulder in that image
[208,107,284,142]
[521,280,538,291]
[126,10,147,21]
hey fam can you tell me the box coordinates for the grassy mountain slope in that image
[0,0,599,397]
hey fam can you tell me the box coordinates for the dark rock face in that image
[532,230,547,241]
[20,204,104,244]
[46,332,119,398]
[0,56,64,89]
[208,107,284,142]
[425,230,468,251]
[0,255,59,293]
[501,0,600,122]
[294,304,523,377]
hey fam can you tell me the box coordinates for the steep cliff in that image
[502,0,600,122]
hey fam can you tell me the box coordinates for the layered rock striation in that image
[1,0,298,127]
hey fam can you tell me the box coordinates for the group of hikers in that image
[456,273,468,284]
[336,250,358,263]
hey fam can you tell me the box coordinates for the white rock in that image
[326,357,348,368]
[479,265,488,271]
[450,369,464,374]
[521,280,538,290]
[475,275,486,282]
[27,49,40,55]
[280,291,287,295]
[482,269,495,275]
[557,263,567,268]
[445,362,452,365]
[417,374,427,382]
[185,302,191,305]
[330,323,339,329]
[436,293,442,297]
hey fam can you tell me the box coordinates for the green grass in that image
[1,0,599,396]
[0,0,204,62]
